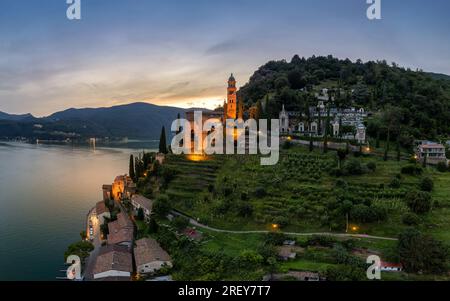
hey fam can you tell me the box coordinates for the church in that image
[185,73,242,128]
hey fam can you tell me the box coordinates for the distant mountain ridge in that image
[427,72,450,81]
[0,102,190,140]
[0,111,35,121]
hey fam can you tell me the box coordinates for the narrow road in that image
[171,211,398,241]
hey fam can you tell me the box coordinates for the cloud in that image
[205,40,237,55]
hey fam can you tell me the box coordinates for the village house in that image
[268,271,323,281]
[102,175,136,201]
[131,194,153,221]
[380,261,403,272]
[95,200,110,225]
[102,184,112,201]
[93,245,133,280]
[107,212,134,248]
[416,142,447,165]
[134,238,172,275]
[277,245,304,261]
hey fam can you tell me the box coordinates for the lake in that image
[0,141,158,280]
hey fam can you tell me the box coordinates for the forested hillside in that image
[238,55,450,143]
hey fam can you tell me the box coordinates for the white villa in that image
[416,142,447,165]
[131,195,153,221]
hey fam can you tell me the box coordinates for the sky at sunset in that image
[0,0,449,116]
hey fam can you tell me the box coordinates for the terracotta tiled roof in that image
[134,238,171,267]
[93,245,132,275]
[131,195,153,211]
[421,144,445,149]
[381,261,403,268]
[107,213,134,245]
[96,201,108,215]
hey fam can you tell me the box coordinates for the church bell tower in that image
[226,73,237,120]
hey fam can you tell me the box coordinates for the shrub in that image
[419,177,434,192]
[64,241,94,261]
[436,162,448,172]
[223,186,233,197]
[136,208,145,221]
[237,202,253,217]
[344,158,364,175]
[153,194,171,217]
[401,164,423,175]
[264,232,288,246]
[389,177,401,188]
[350,204,378,223]
[306,235,336,248]
[353,151,362,158]
[282,140,292,149]
[366,161,377,172]
[335,179,348,189]
[405,191,432,214]
[329,168,343,177]
[148,218,159,234]
[240,192,249,201]
[402,212,420,226]
[171,216,190,231]
[273,216,289,228]
[237,250,264,269]
[325,265,365,281]
[254,187,267,198]
[398,229,448,274]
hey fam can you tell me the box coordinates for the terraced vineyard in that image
[163,154,223,211]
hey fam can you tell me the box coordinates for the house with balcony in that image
[416,142,447,165]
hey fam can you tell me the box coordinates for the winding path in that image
[171,211,398,241]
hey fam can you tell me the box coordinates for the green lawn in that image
[200,229,265,256]
[279,259,336,273]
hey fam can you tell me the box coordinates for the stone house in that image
[134,238,172,275]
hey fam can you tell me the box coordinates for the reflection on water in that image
[0,141,157,280]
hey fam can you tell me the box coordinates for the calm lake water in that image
[0,141,157,280]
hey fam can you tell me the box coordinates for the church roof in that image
[228,73,235,82]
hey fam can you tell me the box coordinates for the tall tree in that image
[255,100,263,121]
[382,106,402,161]
[129,154,135,181]
[159,126,168,154]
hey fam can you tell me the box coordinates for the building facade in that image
[416,142,447,165]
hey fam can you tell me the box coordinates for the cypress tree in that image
[159,126,167,154]
[129,154,135,181]
[384,128,390,161]
[376,131,380,148]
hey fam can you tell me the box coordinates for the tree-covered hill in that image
[0,102,185,140]
[238,55,450,141]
